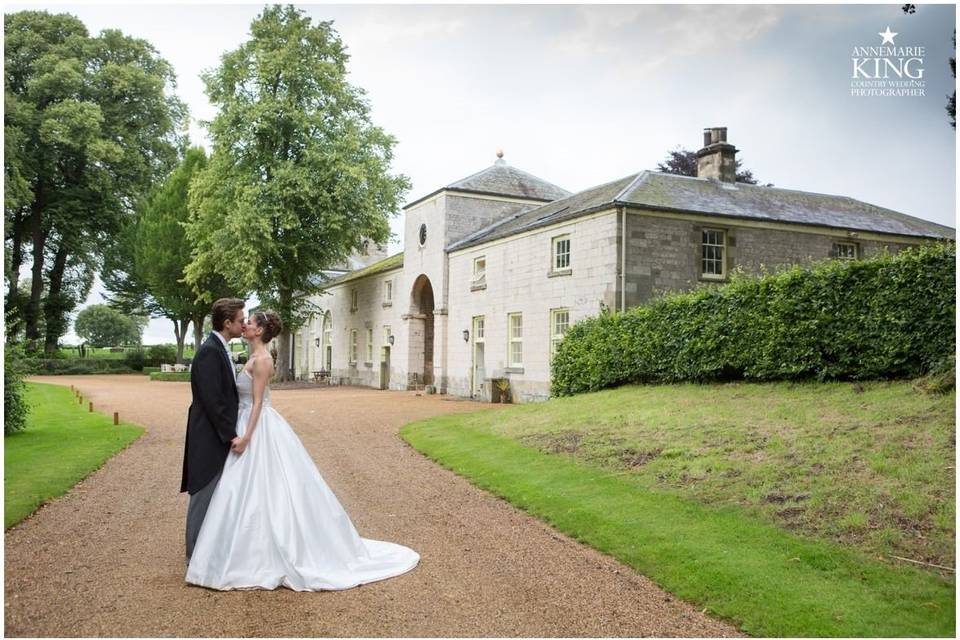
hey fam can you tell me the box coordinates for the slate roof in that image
[449,171,955,251]
[323,252,404,288]
[404,158,571,210]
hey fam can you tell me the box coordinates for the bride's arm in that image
[236,356,273,453]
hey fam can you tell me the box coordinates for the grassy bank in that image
[149,371,191,382]
[4,383,145,528]
[400,380,955,636]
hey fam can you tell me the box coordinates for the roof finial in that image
[495,148,505,165]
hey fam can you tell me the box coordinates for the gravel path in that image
[5,375,742,637]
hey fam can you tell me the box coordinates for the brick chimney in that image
[696,127,737,183]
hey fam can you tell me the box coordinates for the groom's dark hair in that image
[211,298,245,331]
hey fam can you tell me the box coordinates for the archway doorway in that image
[408,274,435,387]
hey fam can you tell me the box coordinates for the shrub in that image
[146,344,177,364]
[552,242,956,396]
[143,366,161,375]
[22,359,135,375]
[4,344,31,435]
[123,350,146,371]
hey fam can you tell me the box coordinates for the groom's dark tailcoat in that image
[180,333,239,495]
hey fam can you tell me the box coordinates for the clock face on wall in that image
[418,223,427,246]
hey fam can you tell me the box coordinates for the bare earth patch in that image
[5,375,740,637]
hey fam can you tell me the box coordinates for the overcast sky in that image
[9,1,957,345]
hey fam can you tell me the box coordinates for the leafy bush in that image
[552,242,956,396]
[146,344,177,364]
[4,344,31,435]
[123,350,146,371]
[149,371,191,382]
[143,366,161,375]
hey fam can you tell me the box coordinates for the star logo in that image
[878,26,898,45]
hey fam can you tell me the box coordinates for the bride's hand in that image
[232,436,249,455]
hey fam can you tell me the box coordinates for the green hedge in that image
[4,343,30,435]
[142,366,161,375]
[22,358,135,375]
[552,242,955,396]
[149,371,191,382]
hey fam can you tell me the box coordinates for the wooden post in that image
[78,395,83,405]
[113,412,119,426]
[88,401,93,412]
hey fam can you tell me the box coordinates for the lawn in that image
[4,383,145,529]
[400,379,955,637]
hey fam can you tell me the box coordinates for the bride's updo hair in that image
[254,310,283,343]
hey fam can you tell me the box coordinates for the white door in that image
[472,316,485,397]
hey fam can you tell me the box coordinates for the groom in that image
[181,297,246,565]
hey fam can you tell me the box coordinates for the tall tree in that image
[103,146,233,361]
[3,11,186,353]
[73,303,142,348]
[186,5,410,380]
[902,4,955,128]
[947,31,956,129]
[655,148,771,185]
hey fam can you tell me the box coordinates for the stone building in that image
[292,127,954,402]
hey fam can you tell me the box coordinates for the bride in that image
[185,310,419,591]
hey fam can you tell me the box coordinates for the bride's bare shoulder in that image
[251,353,274,378]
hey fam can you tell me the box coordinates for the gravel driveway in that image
[5,375,741,637]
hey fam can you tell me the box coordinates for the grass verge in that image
[400,384,955,637]
[149,371,191,382]
[4,383,145,528]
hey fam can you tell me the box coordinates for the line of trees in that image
[6,6,409,379]
[4,11,186,354]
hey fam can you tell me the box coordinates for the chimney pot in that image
[696,126,737,183]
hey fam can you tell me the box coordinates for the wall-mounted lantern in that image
[462,329,470,342]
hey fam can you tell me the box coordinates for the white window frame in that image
[349,329,358,364]
[550,308,570,358]
[384,279,393,304]
[365,328,373,362]
[507,312,523,368]
[473,315,485,343]
[350,289,358,311]
[552,234,571,272]
[701,228,726,279]
[473,256,486,280]
[833,241,857,260]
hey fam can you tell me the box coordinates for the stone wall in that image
[445,210,620,403]
[295,267,407,390]
[622,209,924,307]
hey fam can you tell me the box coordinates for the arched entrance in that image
[408,274,435,387]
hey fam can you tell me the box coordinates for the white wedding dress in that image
[185,368,420,591]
